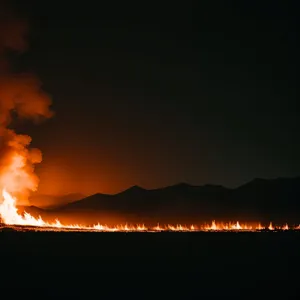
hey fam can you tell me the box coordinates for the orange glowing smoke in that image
[0,4,53,206]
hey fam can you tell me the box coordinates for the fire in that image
[0,189,45,226]
[0,147,298,232]
[1,191,299,232]
[209,220,218,230]
[203,221,253,231]
[256,223,263,230]
[1,5,298,234]
[282,223,289,230]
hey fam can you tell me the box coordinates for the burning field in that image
[0,6,299,297]
[0,188,299,232]
[0,4,299,235]
[0,183,299,232]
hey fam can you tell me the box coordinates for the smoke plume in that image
[0,3,53,204]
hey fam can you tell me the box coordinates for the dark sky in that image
[10,1,300,195]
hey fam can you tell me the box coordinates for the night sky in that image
[9,1,300,195]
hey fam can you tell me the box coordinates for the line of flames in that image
[1,189,300,232]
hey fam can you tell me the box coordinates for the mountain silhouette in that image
[49,181,231,224]
[29,193,85,209]
[19,176,300,224]
[231,176,300,222]
[118,185,147,195]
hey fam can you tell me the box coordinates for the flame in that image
[256,223,263,230]
[282,223,289,230]
[268,222,274,230]
[203,221,253,231]
[0,191,298,232]
[0,189,45,226]
[153,223,163,231]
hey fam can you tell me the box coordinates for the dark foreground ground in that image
[0,230,299,299]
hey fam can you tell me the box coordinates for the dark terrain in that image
[0,229,299,298]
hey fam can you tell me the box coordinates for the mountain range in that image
[29,193,85,209]
[21,176,300,225]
